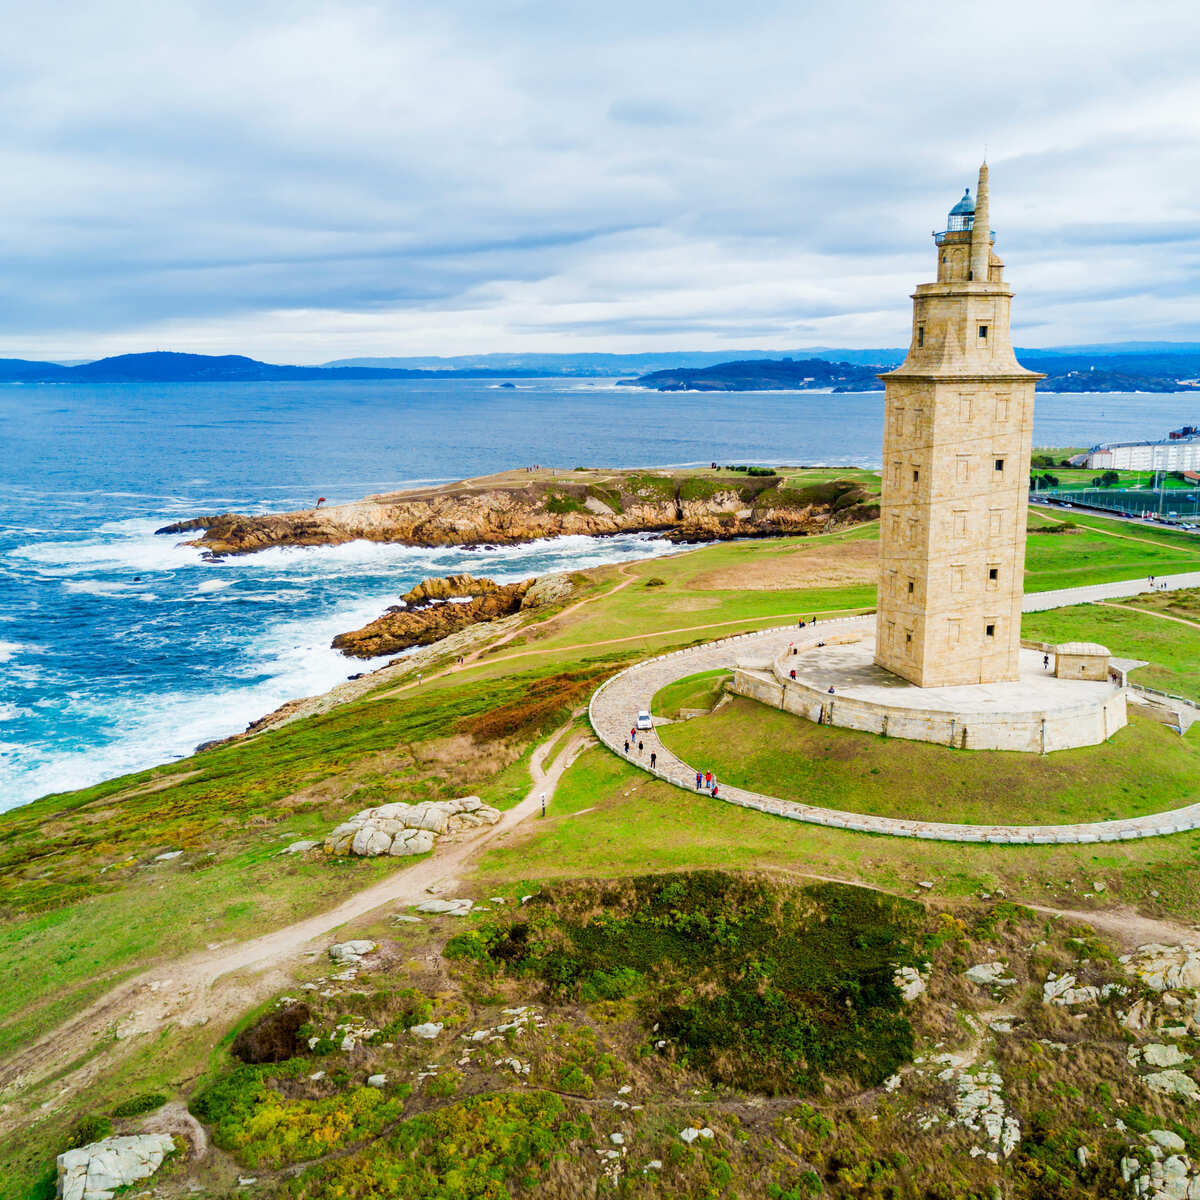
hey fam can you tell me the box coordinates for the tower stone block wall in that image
[875,164,1044,687]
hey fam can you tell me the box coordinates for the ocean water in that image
[1,377,1196,810]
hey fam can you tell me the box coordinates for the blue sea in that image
[2,377,1197,810]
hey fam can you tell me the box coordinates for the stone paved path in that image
[588,572,1200,844]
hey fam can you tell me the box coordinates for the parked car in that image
[636,710,653,731]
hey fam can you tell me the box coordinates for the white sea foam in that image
[195,579,232,594]
[0,641,27,664]
[0,530,687,810]
[0,703,33,722]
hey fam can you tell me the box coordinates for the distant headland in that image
[3,346,1200,390]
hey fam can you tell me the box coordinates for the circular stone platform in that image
[743,635,1126,753]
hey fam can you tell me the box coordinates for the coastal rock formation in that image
[330,571,572,658]
[325,796,501,857]
[162,470,878,557]
[57,1134,175,1200]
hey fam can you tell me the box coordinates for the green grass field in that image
[656,701,1200,825]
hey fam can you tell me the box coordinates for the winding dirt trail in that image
[0,724,592,1122]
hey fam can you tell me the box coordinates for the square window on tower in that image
[994,458,1005,473]
[985,623,996,638]
[978,324,989,340]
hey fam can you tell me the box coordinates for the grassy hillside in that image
[4,479,1200,1197]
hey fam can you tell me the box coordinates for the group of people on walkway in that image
[694,770,719,798]
[624,728,657,771]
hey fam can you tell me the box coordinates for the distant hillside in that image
[624,353,1200,394]
[0,351,545,384]
[323,349,908,374]
[6,347,1200,390]
[621,358,887,392]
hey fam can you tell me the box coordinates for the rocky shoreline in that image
[157,468,879,558]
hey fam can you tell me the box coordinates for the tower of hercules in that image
[875,163,1044,687]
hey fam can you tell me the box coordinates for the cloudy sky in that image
[3,0,1200,362]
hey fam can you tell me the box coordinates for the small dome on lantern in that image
[946,188,975,231]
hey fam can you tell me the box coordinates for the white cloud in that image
[2,0,1200,359]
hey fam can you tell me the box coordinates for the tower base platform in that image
[732,635,1126,754]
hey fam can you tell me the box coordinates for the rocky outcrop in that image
[325,796,501,857]
[57,1134,175,1200]
[333,581,531,658]
[401,573,502,605]
[164,470,877,558]
[331,571,571,659]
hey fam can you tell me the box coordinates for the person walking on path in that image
[704,770,712,787]
[711,782,719,798]
[1043,654,1050,671]
[624,739,630,754]
[650,751,657,769]
[630,726,637,742]
[638,740,644,754]
[695,771,703,790]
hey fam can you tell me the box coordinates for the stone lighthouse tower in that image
[874,164,1043,687]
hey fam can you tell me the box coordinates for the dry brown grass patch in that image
[691,539,879,591]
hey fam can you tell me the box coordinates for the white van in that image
[636,710,653,731]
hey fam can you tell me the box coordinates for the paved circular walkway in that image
[587,571,1200,844]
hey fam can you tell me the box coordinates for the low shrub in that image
[110,1092,168,1118]
[64,1115,112,1150]
[281,1090,591,1198]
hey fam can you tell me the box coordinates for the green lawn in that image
[1025,509,1200,589]
[651,669,732,718]
[1023,602,1200,702]
[657,700,1200,826]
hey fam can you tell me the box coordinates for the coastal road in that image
[589,571,1200,846]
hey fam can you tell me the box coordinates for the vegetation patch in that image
[447,872,922,1094]
[456,665,615,741]
[191,1058,411,1168]
[280,1090,589,1198]
[544,491,585,515]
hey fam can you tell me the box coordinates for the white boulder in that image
[416,897,473,916]
[1150,1129,1187,1153]
[323,796,500,859]
[893,965,926,1002]
[410,1022,444,1039]
[964,962,1015,987]
[329,940,376,964]
[1145,1070,1200,1101]
[57,1134,175,1200]
[1144,1043,1192,1068]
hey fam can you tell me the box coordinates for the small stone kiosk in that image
[732,166,1127,753]
[1054,642,1111,682]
